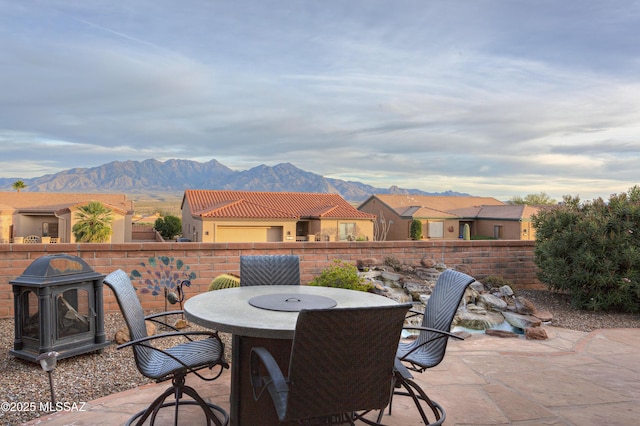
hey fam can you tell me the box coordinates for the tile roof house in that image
[0,192,134,244]
[358,194,539,240]
[181,190,375,242]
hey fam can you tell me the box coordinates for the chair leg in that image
[378,372,446,426]
[395,375,445,426]
[126,374,229,426]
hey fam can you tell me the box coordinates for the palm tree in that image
[12,180,26,192]
[72,201,114,242]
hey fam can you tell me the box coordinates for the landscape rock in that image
[381,271,402,282]
[420,257,437,268]
[499,285,515,297]
[114,320,157,344]
[360,258,554,339]
[477,293,508,311]
[414,267,439,281]
[503,311,542,330]
[514,296,537,315]
[486,329,520,338]
[525,327,549,340]
[454,307,505,330]
[534,309,554,323]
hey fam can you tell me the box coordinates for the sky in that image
[1,0,639,201]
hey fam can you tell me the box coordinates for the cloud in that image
[0,0,639,201]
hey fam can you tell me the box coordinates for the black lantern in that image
[10,254,110,363]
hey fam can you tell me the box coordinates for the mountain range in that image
[0,159,468,202]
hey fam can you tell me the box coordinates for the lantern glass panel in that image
[21,290,39,340]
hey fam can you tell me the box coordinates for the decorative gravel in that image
[0,312,232,426]
[1,290,639,425]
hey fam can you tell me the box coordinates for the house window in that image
[494,225,503,239]
[428,221,444,238]
[339,223,356,240]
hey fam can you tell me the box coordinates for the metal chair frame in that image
[250,304,412,425]
[104,269,229,426]
[383,269,476,426]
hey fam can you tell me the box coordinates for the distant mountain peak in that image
[0,159,469,202]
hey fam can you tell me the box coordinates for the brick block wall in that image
[0,240,543,319]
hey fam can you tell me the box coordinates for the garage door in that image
[217,226,283,242]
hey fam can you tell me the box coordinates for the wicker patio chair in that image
[239,255,300,286]
[383,269,476,426]
[250,303,412,425]
[104,269,229,426]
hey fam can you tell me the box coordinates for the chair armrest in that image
[402,326,463,341]
[116,330,219,350]
[399,326,464,362]
[405,308,424,320]
[250,347,289,419]
[144,310,185,332]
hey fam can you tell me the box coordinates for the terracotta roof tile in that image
[0,192,134,213]
[370,195,505,215]
[185,190,375,220]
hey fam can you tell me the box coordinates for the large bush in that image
[154,215,182,240]
[309,259,373,292]
[410,219,423,240]
[532,186,640,312]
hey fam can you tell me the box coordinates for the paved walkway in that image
[25,326,640,425]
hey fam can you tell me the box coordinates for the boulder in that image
[514,296,537,315]
[477,293,508,311]
[534,309,553,322]
[414,267,439,281]
[502,311,542,330]
[499,285,514,297]
[420,257,437,268]
[404,280,432,300]
[525,327,548,340]
[486,329,520,338]
[381,271,402,283]
[357,258,380,270]
[454,306,505,330]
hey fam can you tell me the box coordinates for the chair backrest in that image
[417,269,475,365]
[103,269,153,366]
[283,303,411,422]
[240,255,300,286]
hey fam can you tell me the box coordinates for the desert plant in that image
[72,201,114,242]
[410,219,423,240]
[482,274,513,288]
[533,186,640,312]
[208,273,241,291]
[463,223,471,240]
[12,180,26,192]
[309,259,372,292]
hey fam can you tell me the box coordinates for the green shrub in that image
[483,275,513,288]
[410,219,423,240]
[532,186,640,312]
[154,215,182,240]
[309,259,373,292]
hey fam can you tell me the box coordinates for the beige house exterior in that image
[181,190,376,243]
[358,194,539,241]
[0,192,134,243]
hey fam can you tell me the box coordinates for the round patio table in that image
[184,285,397,426]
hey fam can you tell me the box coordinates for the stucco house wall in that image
[0,192,134,244]
[182,190,375,243]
